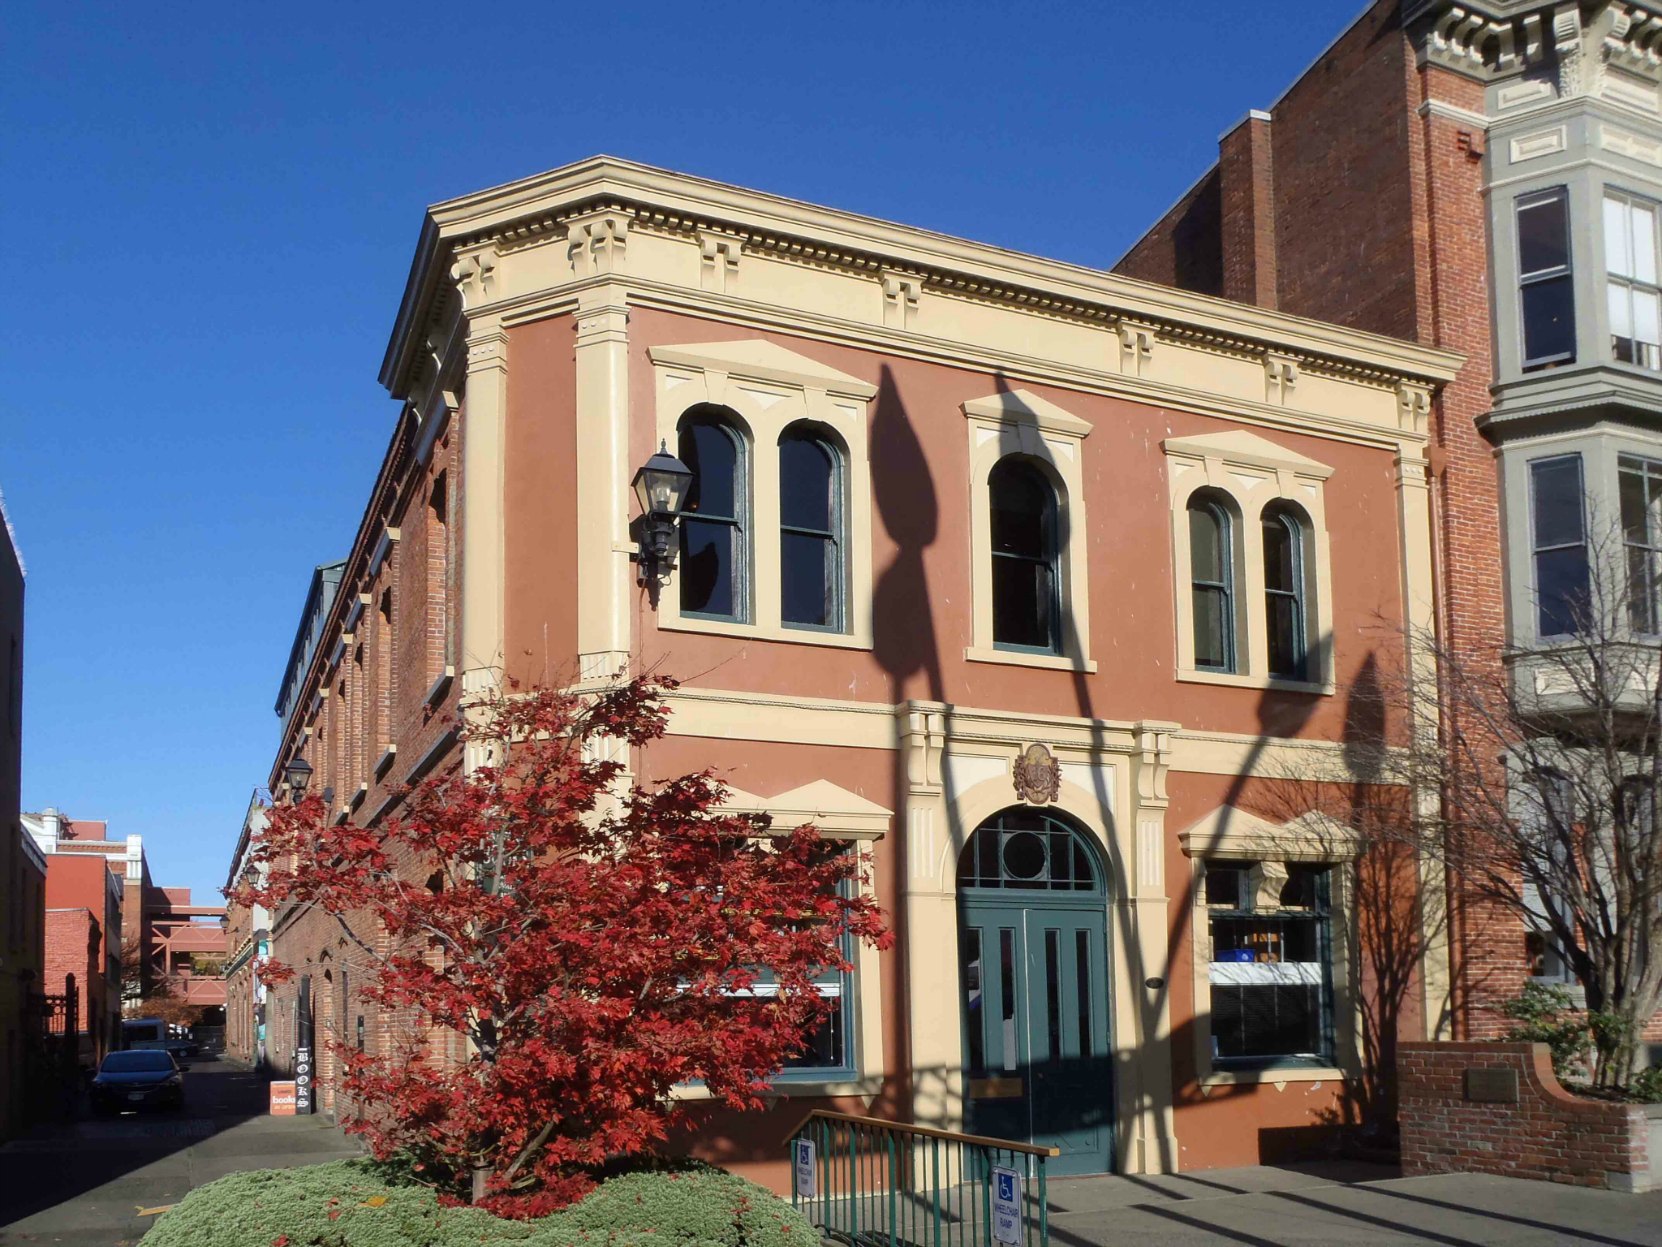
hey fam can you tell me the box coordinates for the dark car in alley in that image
[90,1050,184,1114]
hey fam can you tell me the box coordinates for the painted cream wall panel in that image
[622,229,703,288]
[498,239,576,301]
[1294,371,1388,424]
[729,251,881,325]
[1143,344,1267,409]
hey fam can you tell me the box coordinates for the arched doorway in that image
[958,807,1112,1175]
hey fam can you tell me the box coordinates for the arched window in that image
[990,457,1061,652]
[1188,494,1236,672]
[677,414,747,620]
[1263,504,1309,680]
[958,808,1104,893]
[779,426,844,630]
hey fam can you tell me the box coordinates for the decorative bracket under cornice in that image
[880,269,923,330]
[1264,352,1300,406]
[1397,381,1434,437]
[1116,320,1155,377]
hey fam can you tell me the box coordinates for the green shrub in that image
[1631,1064,1662,1104]
[1500,983,1590,1081]
[549,1166,817,1247]
[141,1158,815,1247]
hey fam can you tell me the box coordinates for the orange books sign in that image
[269,1081,297,1115]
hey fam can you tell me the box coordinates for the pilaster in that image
[458,311,508,757]
[1395,389,1454,1041]
[1119,722,1180,1173]
[574,287,633,681]
[898,702,964,1131]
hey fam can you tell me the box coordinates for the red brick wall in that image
[43,908,102,1057]
[1115,167,1222,296]
[1400,1042,1657,1191]
[1219,115,1277,308]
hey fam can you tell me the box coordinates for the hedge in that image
[140,1159,820,1247]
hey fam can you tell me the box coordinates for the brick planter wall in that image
[1400,1042,1660,1192]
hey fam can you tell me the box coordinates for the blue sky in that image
[0,0,1363,904]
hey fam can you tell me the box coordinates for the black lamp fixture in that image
[631,440,693,591]
[282,757,313,803]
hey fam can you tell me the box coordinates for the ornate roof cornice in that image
[381,157,1461,402]
[1410,1,1662,82]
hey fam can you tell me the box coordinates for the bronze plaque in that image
[1464,1067,1519,1103]
[968,1077,1024,1100]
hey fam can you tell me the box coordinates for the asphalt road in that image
[0,1053,359,1247]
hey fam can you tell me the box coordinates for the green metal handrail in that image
[789,1110,1056,1247]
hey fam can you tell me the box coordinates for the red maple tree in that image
[233,675,890,1215]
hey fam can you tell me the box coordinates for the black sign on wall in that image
[295,975,316,1115]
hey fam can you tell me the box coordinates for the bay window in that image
[1606,191,1662,371]
[1519,188,1575,370]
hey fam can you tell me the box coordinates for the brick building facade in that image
[40,851,121,1063]
[239,155,1467,1181]
[1118,0,1662,1047]
[26,811,225,1017]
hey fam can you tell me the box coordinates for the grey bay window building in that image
[1479,1,1662,651]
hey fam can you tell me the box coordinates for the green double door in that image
[959,899,1113,1175]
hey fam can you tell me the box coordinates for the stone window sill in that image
[1178,668,1333,695]
[965,646,1097,673]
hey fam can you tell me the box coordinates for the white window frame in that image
[1604,188,1662,372]
[1164,431,1335,692]
[649,342,876,649]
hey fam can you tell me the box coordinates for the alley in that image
[0,1055,359,1247]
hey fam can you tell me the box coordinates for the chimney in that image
[1218,110,1278,310]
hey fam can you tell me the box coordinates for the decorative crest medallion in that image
[1012,743,1062,805]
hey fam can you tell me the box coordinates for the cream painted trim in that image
[414,157,1462,388]
[719,779,892,841]
[1200,1066,1349,1088]
[1165,430,1337,691]
[528,276,1432,458]
[1183,830,1361,1092]
[964,645,1098,673]
[964,389,1093,668]
[1174,669,1328,694]
[664,687,895,750]
[1176,807,1362,862]
[649,340,875,648]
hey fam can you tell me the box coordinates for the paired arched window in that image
[677,412,850,631]
[1263,504,1309,680]
[989,457,1061,652]
[1188,494,1236,672]
[779,426,844,630]
[1186,494,1315,681]
[678,414,747,620]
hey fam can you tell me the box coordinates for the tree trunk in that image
[472,1164,491,1205]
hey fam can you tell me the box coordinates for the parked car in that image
[91,1049,184,1114]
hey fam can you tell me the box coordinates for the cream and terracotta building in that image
[251,156,1462,1181]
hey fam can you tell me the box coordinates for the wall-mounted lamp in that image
[282,758,313,804]
[630,441,693,593]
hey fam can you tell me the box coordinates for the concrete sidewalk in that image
[0,1053,359,1247]
[1039,1161,1662,1245]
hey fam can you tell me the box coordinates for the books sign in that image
[991,1165,1021,1245]
[269,1081,297,1115]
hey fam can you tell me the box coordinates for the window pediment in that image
[649,340,876,400]
[962,388,1092,439]
[720,780,891,840]
[1178,806,1359,862]
[1163,430,1333,481]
